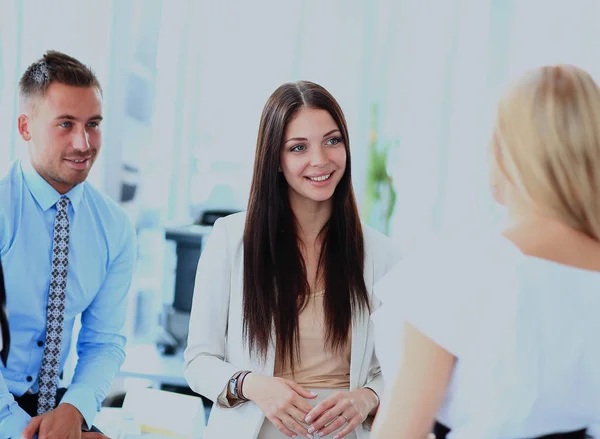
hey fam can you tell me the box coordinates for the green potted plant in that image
[364,104,397,235]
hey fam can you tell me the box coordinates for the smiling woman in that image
[184,81,401,439]
[280,108,347,205]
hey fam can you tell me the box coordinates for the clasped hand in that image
[243,374,318,438]
[304,388,378,439]
[243,374,378,439]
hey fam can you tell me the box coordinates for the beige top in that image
[274,290,351,388]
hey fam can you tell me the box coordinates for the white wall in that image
[13,0,117,190]
[385,0,600,248]
[0,0,22,175]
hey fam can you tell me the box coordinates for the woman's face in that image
[280,107,347,207]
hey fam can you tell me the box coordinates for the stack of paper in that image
[122,387,206,439]
[95,407,141,439]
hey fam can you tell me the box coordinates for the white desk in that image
[97,387,206,438]
[119,343,187,387]
[105,348,207,438]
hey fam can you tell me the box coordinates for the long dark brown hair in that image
[243,81,368,371]
[0,259,10,367]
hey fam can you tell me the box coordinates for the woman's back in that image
[514,256,600,434]
[496,221,600,436]
[374,229,600,437]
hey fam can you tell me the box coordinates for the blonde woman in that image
[371,65,600,439]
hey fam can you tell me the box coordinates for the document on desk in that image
[126,435,180,439]
[123,387,206,439]
[126,435,177,439]
[95,407,141,439]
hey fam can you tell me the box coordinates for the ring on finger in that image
[340,413,350,424]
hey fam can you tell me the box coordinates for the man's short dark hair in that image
[19,50,102,107]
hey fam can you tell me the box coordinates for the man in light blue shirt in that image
[0,51,136,438]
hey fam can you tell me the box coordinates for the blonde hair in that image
[493,64,600,240]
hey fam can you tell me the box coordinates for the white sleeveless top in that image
[372,232,600,438]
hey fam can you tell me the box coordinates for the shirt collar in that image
[20,160,84,212]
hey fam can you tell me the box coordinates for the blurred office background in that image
[1,0,600,435]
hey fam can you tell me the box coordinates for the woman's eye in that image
[327,137,341,145]
[59,122,72,128]
[291,144,306,152]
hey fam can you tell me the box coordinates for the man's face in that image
[18,82,103,194]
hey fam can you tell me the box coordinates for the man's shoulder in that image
[0,161,22,213]
[82,182,134,235]
[0,172,12,204]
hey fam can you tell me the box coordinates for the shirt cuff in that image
[216,382,247,409]
[216,385,232,408]
[60,386,98,430]
[0,400,32,438]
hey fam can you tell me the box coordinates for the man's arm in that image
[0,257,32,436]
[0,374,33,437]
[59,220,137,429]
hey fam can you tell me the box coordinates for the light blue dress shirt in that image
[0,160,136,436]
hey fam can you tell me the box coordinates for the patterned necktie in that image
[37,196,70,415]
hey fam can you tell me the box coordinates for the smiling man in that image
[0,50,136,438]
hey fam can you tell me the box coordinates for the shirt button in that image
[26,376,33,382]
[37,341,44,347]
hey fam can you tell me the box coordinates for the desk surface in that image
[119,344,187,387]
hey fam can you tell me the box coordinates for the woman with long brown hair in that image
[371,65,600,439]
[0,259,9,367]
[184,81,400,439]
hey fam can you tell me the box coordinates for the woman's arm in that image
[362,352,383,416]
[371,322,456,439]
[183,218,241,406]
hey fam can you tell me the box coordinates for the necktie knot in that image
[56,196,69,213]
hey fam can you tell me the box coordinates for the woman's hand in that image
[243,373,319,438]
[304,388,379,439]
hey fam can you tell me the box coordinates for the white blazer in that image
[183,212,400,439]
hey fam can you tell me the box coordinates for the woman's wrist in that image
[360,387,380,415]
[241,371,257,401]
[226,370,252,405]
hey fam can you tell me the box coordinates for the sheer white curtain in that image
[0,0,21,175]
[385,0,600,250]
[0,0,118,189]
[163,0,303,223]
[381,0,489,247]
[175,0,391,223]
